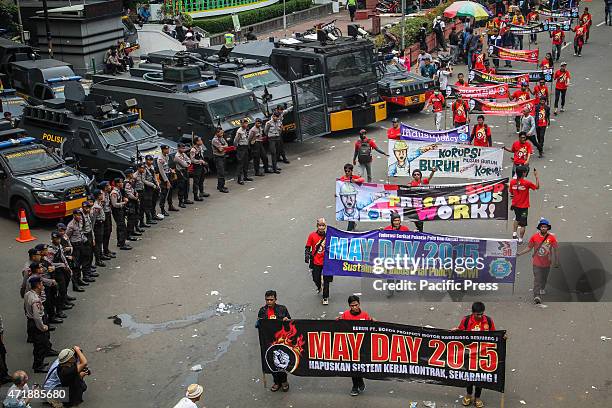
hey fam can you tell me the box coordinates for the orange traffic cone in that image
[16,209,36,243]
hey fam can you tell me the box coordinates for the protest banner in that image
[541,19,572,31]
[385,139,504,179]
[489,46,539,63]
[469,70,530,88]
[259,319,507,392]
[495,68,553,82]
[539,6,579,18]
[322,226,517,284]
[335,178,509,223]
[469,98,537,116]
[396,123,470,144]
[446,83,509,99]
[508,22,544,34]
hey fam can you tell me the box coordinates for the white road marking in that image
[561,43,570,50]
[597,21,605,27]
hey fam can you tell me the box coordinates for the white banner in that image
[387,140,504,179]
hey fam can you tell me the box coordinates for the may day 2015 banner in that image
[396,123,470,144]
[489,46,539,63]
[322,226,517,285]
[469,70,530,88]
[259,319,507,392]
[496,68,553,83]
[469,98,537,116]
[446,83,509,99]
[386,139,504,179]
[335,178,509,223]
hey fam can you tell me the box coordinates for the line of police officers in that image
[18,107,294,371]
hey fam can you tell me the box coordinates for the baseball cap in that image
[98,181,109,189]
[125,168,134,175]
[160,144,170,149]
[82,201,92,207]
[72,209,81,215]
[391,118,399,123]
[28,275,42,286]
[560,61,567,66]
[34,244,47,251]
[58,348,75,364]
[57,223,67,230]
[145,154,154,160]
[51,231,61,239]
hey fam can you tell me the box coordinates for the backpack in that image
[357,140,372,164]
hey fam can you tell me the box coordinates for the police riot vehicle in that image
[19,82,176,179]
[376,58,434,112]
[0,137,91,225]
[1,86,26,121]
[90,59,266,151]
[139,50,296,134]
[194,28,387,137]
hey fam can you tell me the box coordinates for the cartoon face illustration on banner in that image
[469,70,476,82]
[469,99,477,111]
[337,183,358,221]
[388,140,412,177]
[488,45,493,55]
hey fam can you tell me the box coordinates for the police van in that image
[0,137,91,225]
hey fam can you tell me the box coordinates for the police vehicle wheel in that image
[12,199,38,227]
[407,103,426,113]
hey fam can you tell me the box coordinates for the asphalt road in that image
[1,8,612,408]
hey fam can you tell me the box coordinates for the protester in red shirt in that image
[337,295,373,396]
[482,59,496,74]
[409,168,435,232]
[451,94,470,128]
[424,88,446,130]
[509,166,540,243]
[550,28,565,61]
[454,72,468,87]
[532,78,549,105]
[339,163,364,232]
[256,290,291,391]
[553,62,570,114]
[452,301,502,408]
[534,98,550,157]
[470,115,492,147]
[472,51,486,71]
[387,118,401,139]
[580,7,592,42]
[573,23,586,57]
[384,212,409,231]
[305,218,332,305]
[526,8,539,44]
[539,52,554,70]
[353,129,388,182]
[510,82,531,132]
[518,218,559,304]
[504,132,533,176]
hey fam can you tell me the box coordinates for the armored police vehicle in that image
[90,61,266,151]
[0,137,91,225]
[376,59,434,112]
[139,50,295,133]
[19,82,176,179]
[9,59,91,105]
[194,35,387,136]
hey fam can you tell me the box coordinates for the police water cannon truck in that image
[19,81,176,179]
[376,57,434,112]
[138,50,296,135]
[0,137,92,225]
[90,58,266,153]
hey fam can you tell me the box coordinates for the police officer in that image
[264,110,285,174]
[66,210,94,284]
[133,164,148,229]
[249,118,269,176]
[272,105,292,164]
[99,181,116,259]
[189,137,209,201]
[143,156,160,223]
[24,276,56,373]
[234,119,253,185]
[56,223,83,292]
[91,191,107,267]
[79,201,98,280]
[47,231,75,311]
[174,143,193,208]
[123,169,142,240]
[110,178,132,250]
[157,145,178,215]
[211,127,229,193]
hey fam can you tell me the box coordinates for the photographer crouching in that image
[57,347,90,406]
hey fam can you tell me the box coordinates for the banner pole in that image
[262,372,267,388]
[501,392,505,408]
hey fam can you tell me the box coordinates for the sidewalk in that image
[259,9,374,39]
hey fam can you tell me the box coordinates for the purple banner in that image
[398,123,470,144]
[322,226,517,284]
